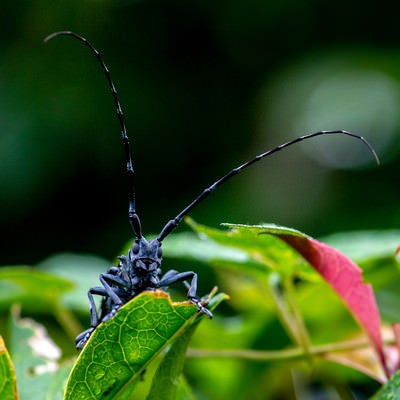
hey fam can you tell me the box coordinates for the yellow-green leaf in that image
[0,336,18,400]
[64,290,218,400]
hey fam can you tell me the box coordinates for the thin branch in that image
[187,336,388,362]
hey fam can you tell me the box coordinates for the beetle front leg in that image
[159,270,213,318]
[75,285,108,350]
[87,285,107,327]
[76,273,127,350]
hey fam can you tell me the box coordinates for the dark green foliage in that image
[1,221,399,398]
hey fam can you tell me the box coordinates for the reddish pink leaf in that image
[277,234,389,377]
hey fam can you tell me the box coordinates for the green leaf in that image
[0,266,80,345]
[320,230,400,263]
[372,369,400,399]
[0,336,18,400]
[0,267,73,313]
[147,325,197,400]
[178,218,312,279]
[163,231,256,268]
[37,253,110,313]
[64,290,222,400]
[147,292,227,400]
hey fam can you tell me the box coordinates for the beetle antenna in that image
[157,130,379,241]
[44,31,142,238]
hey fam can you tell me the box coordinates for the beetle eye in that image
[132,242,140,254]
[157,246,162,258]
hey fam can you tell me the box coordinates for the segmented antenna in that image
[44,32,379,245]
[157,130,379,241]
[44,31,142,238]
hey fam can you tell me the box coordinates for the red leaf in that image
[278,234,389,378]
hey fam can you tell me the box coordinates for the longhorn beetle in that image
[44,31,379,350]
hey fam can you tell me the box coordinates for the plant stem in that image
[268,274,311,357]
[187,337,383,362]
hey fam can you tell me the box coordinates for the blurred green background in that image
[1,0,400,266]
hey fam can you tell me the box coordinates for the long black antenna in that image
[157,130,379,241]
[44,33,379,244]
[44,31,143,238]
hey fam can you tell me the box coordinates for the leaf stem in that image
[283,277,311,356]
[187,336,383,362]
[268,274,311,358]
